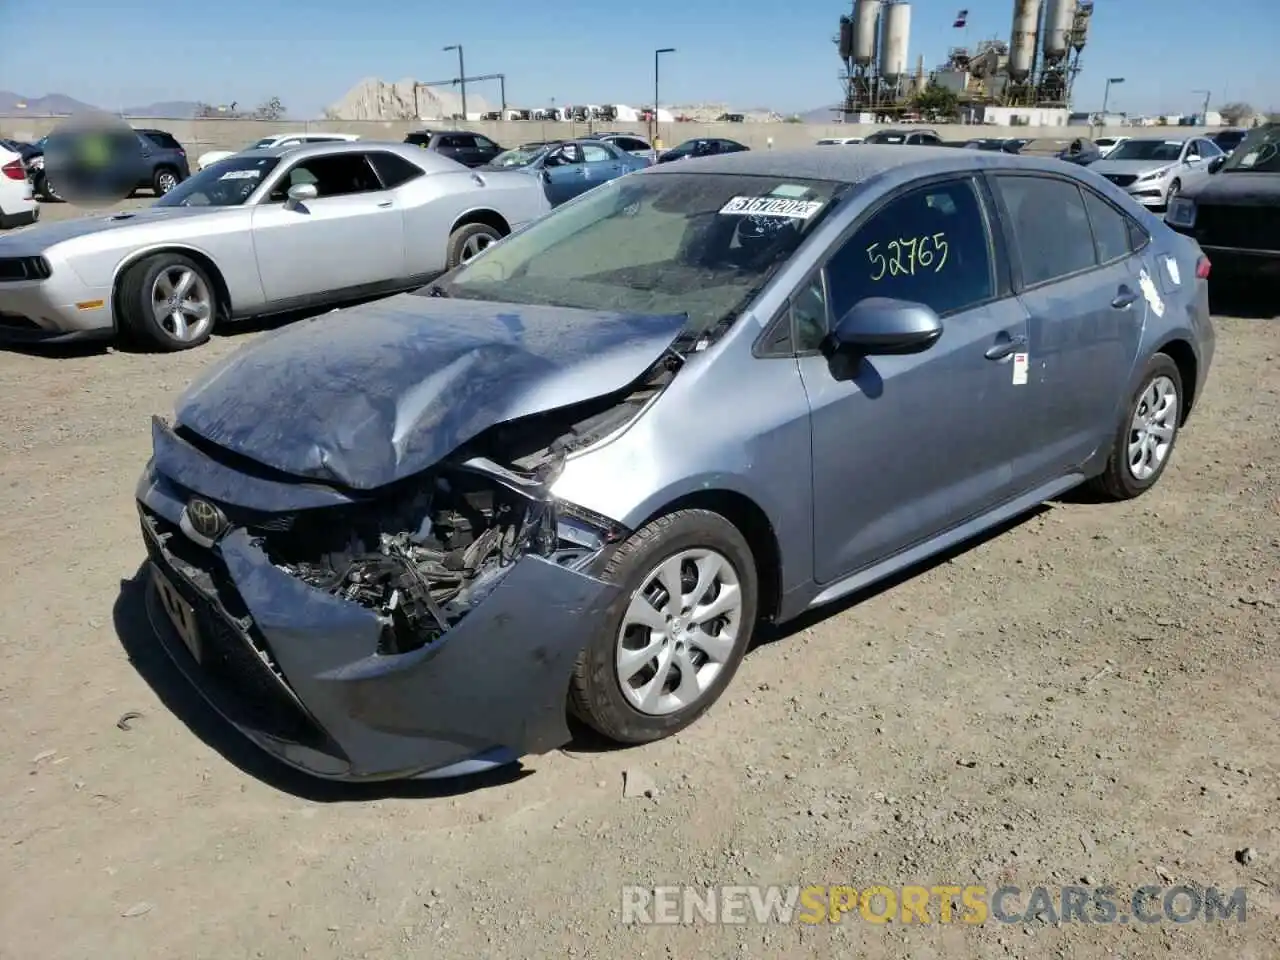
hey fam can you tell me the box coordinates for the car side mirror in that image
[1208,155,1226,174]
[284,183,317,209]
[825,298,944,356]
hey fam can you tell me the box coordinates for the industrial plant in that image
[836,0,1095,121]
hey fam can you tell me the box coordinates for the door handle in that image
[1112,287,1138,309]
[984,334,1027,361]
[376,200,393,208]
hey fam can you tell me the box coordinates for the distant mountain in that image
[0,90,99,116]
[0,91,206,119]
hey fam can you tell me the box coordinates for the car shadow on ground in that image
[563,503,1053,755]
[112,566,534,803]
[1209,284,1279,320]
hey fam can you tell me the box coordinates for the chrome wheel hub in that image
[1127,375,1178,481]
[151,266,213,343]
[615,548,743,716]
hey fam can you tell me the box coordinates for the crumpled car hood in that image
[173,294,687,490]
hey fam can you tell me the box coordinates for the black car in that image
[863,128,943,146]
[1165,123,1280,281]
[656,138,749,163]
[1210,128,1248,156]
[404,130,503,168]
[961,138,1010,151]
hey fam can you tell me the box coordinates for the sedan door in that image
[988,173,1146,477]
[795,175,1034,583]
[580,143,628,191]
[540,143,588,205]
[250,152,406,304]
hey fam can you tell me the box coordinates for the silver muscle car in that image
[0,140,550,350]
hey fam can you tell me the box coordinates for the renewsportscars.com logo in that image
[621,884,1250,926]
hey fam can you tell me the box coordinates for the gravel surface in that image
[1,198,1277,959]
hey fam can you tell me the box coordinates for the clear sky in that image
[0,0,1274,118]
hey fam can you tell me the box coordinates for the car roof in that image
[238,139,465,172]
[643,144,1098,185]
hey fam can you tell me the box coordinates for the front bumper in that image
[0,267,115,342]
[134,457,619,782]
[1127,181,1171,207]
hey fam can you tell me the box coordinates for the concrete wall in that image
[0,115,1221,154]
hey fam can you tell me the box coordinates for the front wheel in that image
[445,222,502,269]
[569,509,758,744]
[116,253,217,351]
[1088,353,1184,500]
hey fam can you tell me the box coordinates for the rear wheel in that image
[153,166,179,195]
[1088,353,1183,500]
[117,253,217,351]
[35,173,62,202]
[446,222,502,269]
[569,509,758,744]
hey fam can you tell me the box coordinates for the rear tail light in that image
[1195,255,1211,280]
[1,159,25,181]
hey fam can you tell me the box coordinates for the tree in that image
[193,102,221,119]
[253,97,286,121]
[1218,101,1254,125]
[911,82,958,121]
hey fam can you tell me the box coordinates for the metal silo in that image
[852,0,882,67]
[1042,0,1074,59]
[1008,0,1040,81]
[838,16,853,62]
[878,1,911,82]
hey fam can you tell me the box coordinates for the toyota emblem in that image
[185,498,228,541]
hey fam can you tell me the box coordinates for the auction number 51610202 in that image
[867,233,949,281]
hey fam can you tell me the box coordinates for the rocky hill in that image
[326,78,492,121]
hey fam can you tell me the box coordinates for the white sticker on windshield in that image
[769,184,813,198]
[1139,268,1165,317]
[720,196,824,219]
[219,169,261,180]
[1162,255,1181,286]
[1238,152,1258,168]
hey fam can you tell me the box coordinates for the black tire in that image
[152,166,180,195]
[1167,179,1181,205]
[569,508,758,744]
[116,253,217,352]
[35,173,61,203]
[1088,353,1184,501]
[446,222,502,270]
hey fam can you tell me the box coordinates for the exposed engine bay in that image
[259,352,679,654]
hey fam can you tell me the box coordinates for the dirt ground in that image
[0,199,1277,960]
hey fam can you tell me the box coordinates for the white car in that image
[196,132,361,171]
[817,136,866,145]
[0,145,38,230]
[1094,135,1130,158]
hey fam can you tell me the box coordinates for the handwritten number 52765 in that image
[866,232,949,281]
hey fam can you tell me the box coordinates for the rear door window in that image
[992,175,1097,287]
[1081,190,1131,265]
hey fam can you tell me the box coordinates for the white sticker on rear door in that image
[1012,352,1029,386]
[719,196,824,218]
[1138,268,1165,317]
[1162,255,1181,286]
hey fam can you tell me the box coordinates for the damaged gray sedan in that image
[136,147,1213,781]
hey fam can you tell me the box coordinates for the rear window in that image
[143,131,183,150]
[404,132,433,147]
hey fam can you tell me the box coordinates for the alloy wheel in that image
[157,171,178,193]
[150,266,213,343]
[615,548,743,716]
[1127,375,1178,481]
[460,233,493,262]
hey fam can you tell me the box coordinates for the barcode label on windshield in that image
[719,196,824,219]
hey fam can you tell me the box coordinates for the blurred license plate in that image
[151,564,201,662]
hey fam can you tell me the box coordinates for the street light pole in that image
[443,44,466,123]
[1192,88,1211,124]
[654,47,675,145]
[1100,76,1124,127]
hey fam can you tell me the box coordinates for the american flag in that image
[953,9,969,28]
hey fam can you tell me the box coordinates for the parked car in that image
[816,137,865,145]
[0,144,38,230]
[197,133,360,171]
[0,141,547,350]
[1089,136,1224,209]
[1011,136,1102,166]
[1165,122,1280,281]
[0,137,41,162]
[1209,129,1248,156]
[657,138,750,163]
[585,132,658,165]
[863,128,943,145]
[404,130,503,168]
[1094,135,1130,158]
[960,138,1009,151]
[481,138,648,206]
[133,146,1214,782]
[29,127,191,201]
